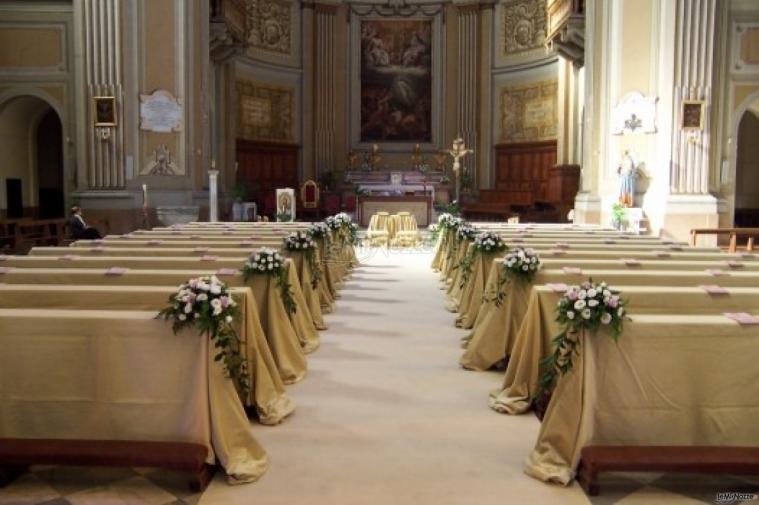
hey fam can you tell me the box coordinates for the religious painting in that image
[360,19,432,143]
[682,100,705,130]
[93,96,117,126]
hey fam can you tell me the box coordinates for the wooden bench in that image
[0,438,216,492]
[690,227,759,253]
[577,445,759,496]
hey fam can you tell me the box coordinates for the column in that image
[209,169,219,222]
[83,0,125,189]
[663,0,720,241]
[313,3,338,177]
[456,3,480,190]
[669,0,717,194]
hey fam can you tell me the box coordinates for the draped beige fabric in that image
[0,284,296,425]
[0,308,269,483]
[284,250,327,330]
[460,263,759,371]
[489,285,759,416]
[525,315,759,485]
[455,249,502,329]
[0,266,309,385]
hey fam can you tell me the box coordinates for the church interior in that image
[1,0,759,504]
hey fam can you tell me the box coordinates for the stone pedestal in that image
[208,170,219,222]
[663,194,720,245]
[573,192,602,225]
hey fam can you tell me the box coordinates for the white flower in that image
[574,299,586,310]
[603,289,611,297]
[588,299,599,307]
[197,293,208,302]
[226,315,233,323]
[578,290,587,300]
[178,314,187,321]
[581,308,592,319]
[184,303,193,314]
[566,310,575,320]
[617,307,625,317]
[522,265,529,271]
[210,285,221,295]
[601,313,612,325]
[587,289,597,298]
[268,263,274,270]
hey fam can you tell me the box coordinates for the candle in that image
[211,159,216,169]
[142,184,148,207]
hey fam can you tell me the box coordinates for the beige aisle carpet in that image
[199,248,588,505]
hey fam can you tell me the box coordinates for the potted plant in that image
[611,202,627,231]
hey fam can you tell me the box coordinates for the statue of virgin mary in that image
[617,149,638,207]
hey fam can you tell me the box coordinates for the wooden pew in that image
[577,446,759,496]
[0,439,213,492]
[690,227,759,252]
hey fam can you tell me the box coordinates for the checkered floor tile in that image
[0,466,201,505]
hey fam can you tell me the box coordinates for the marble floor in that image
[1,247,757,505]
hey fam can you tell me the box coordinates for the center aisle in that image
[200,249,589,505]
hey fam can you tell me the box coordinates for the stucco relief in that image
[249,0,292,55]
[502,0,547,56]
[237,80,293,142]
[500,80,557,143]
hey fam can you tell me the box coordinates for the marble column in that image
[664,0,720,241]
[670,0,717,195]
[456,3,481,190]
[313,2,338,178]
[83,0,124,189]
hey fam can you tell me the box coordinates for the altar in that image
[347,170,445,227]
[357,195,432,227]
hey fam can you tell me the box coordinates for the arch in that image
[734,100,759,227]
[0,92,65,219]
[726,89,759,227]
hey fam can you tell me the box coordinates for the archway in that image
[734,102,759,227]
[0,95,64,219]
[36,109,64,218]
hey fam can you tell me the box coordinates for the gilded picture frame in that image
[681,100,705,130]
[93,96,117,127]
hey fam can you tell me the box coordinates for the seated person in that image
[70,206,102,240]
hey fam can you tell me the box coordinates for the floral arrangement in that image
[284,230,316,251]
[503,247,541,282]
[537,280,629,401]
[283,231,321,289]
[456,224,478,242]
[473,232,508,253]
[242,248,297,314]
[484,248,542,307]
[309,222,332,242]
[158,276,249,394]
[459,233,510,288]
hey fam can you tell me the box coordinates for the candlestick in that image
[142,184,148,207]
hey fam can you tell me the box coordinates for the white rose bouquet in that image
[473,232,508,253]
[284,230,317,251]
[242,247,297,314]
[158,276,249,393]
[456,224,478,242]
[503,247,541,283]
[283,231,321,288]
[538,279,630,403]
